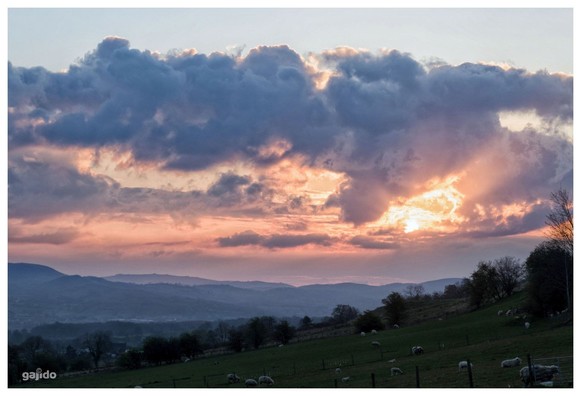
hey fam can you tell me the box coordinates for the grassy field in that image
[20,293,573,388]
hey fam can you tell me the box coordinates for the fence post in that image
[415,366,420,388]
[322,359,326,370]
[527,354,535,387]
[467,359,474,388]
[334,379,338,388]
[371,373,376,388]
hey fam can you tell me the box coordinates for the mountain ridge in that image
[8,263,462,330]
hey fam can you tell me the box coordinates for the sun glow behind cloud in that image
[378,175,465,234]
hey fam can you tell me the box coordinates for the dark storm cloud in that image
[216,230,333,249]
[8,38,573,229]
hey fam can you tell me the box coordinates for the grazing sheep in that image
[371,341,381,347]
[520,365,560,387]
[360,331,366,337]
[341,376,350,383]
[258,375,274,386]
[524,322,530,329]
[388,358,396,363]
[393,324,400,329]
[505,309,513,316]
[411,346,424,355]
[245,379,258,387]
[497,310,504,316]
[501,357,522,368]
[335,368,342,374]
[227,373,240,383]
[458,361,473,371]
[371,329,377,334]
[391,367,404,376]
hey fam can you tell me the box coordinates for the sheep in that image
[371,341,381,347]
[245,379,258,387]
[360,331,366,336]
[341,376,350,383]
[411,346,424,355]
[391,367,404,376]
[258,375,274,386]
[227,373,240,383]
[520,365,560,387]
[458,361,473,371]
[393,324,400,329]
[501,357,522,368]
[524,322,530,329]
[497,310,504,316]
[335,367,342,374]
[371,329,377,334]
[388,358,396,363]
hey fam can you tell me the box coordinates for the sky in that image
[4,2,576,286]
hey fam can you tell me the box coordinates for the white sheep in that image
[371,341,381,347]
[245,379,258,387]
[360,331,366,336]
[227,373,240,383]
[524,322,530,329]
[393,324,400,329]
[391,367,404,376]
[258,375,274,386]
[520,365,560,387]
[505,309,513,316]
[411,346,424,355]
[497,310,504,316]
[371,329,377,334]
[335,367,342,374]
[458,361,473,371]
[341,376,350,383]
[501,357,521,368]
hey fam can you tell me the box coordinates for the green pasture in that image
[21,293,573,388]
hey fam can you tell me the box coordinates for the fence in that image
[530,355,573,388]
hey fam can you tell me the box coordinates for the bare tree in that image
[545,188,573,255]
[494,256,524,297]
[84,331,112,368]
[544,188,573,311]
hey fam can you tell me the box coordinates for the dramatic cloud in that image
[216,230,333,249]
[8,37,573,248]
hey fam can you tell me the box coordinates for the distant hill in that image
[105,273,292,291]
[8,262,462,330]
[8,262,64,284]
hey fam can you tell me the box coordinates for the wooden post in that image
[467,359,474,388]
[322,359,326,370]
[415,366,420,388]
[527,354,535,387]
[371,373,376,388]
[334,379,338,388]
